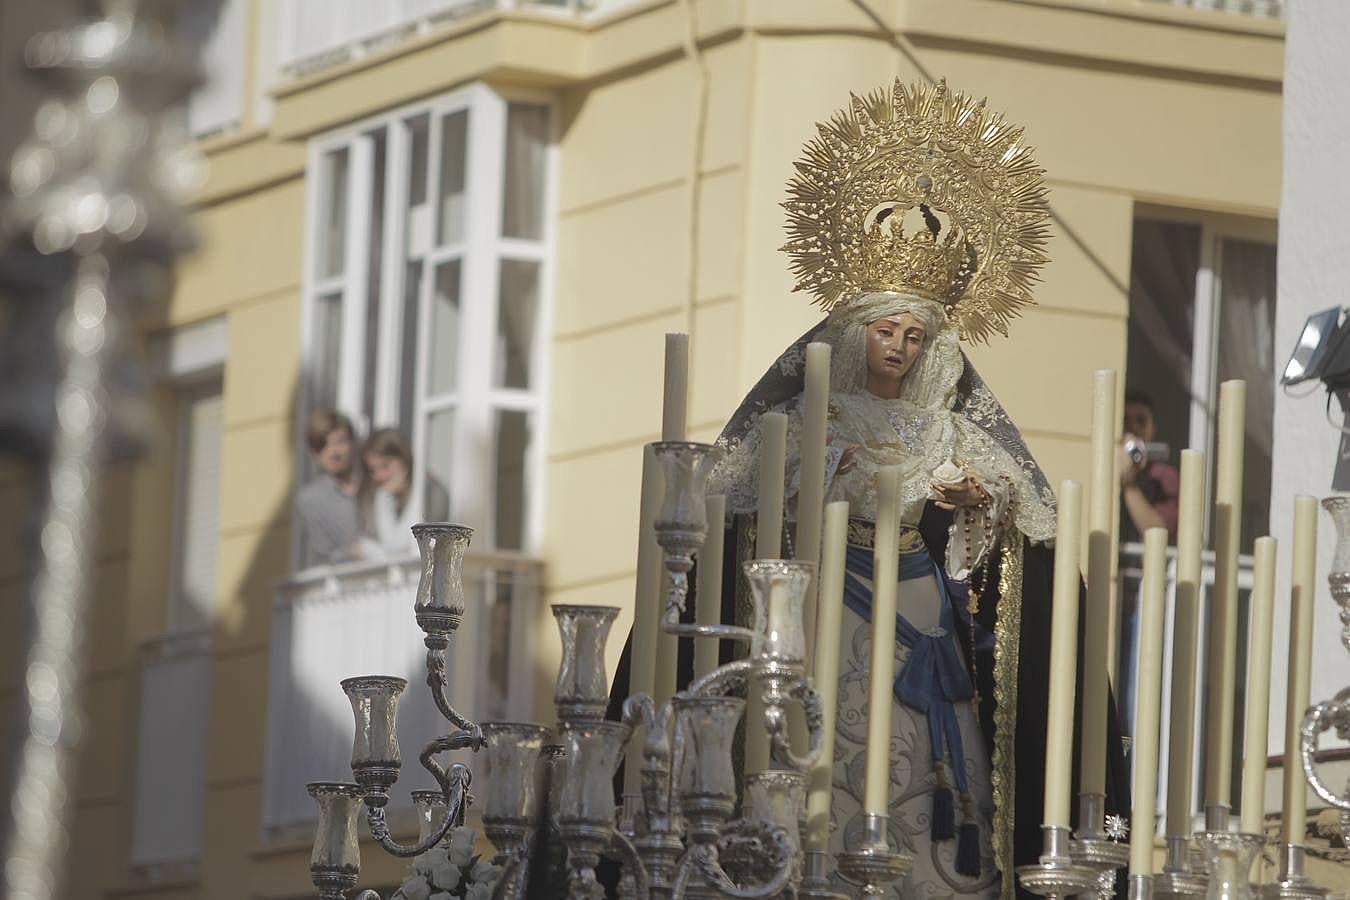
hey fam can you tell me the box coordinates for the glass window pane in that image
[1214,239,1276,549]
[494,410,531,550]
[398,259,423,433]
[1125,219,1200,493]
[312,291,343,411]
[495,259,540,389]
[501,104,548,240]
[406,114,431,258]
[426,260,462,395]
[422,407,454,523]
[436,110,469,247]
[319,147,349,279]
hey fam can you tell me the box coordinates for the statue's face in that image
[864,313,926,398]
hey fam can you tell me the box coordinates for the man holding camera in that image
[1119,390,1179,543]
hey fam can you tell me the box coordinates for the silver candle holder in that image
[1194,830,1264,900]
[1297,502,1350,850]
[1261,842,1327,900]
[1017,824,1101,900]
[300,441,886,898]
[1072,791,1130,899]
[1155,834,1209,899]
[835,813,910,897]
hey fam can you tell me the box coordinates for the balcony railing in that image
[261,551,542,836]
[277,0,592,79]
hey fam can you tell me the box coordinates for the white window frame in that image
[1133,205,1278,539]
[166,376,227,635]
[296,83,556,559]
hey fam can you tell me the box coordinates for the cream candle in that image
[1204,380,1246,811]
[796,342,832,655]
[1083,368,1117,798]
[693,494,727,680]
[1045,480,1083,828]
[806,501,850,852]
[863,467,902,816]
[652,334,690,707]
[1129,527,1168,876]
[663,333,689,442]
[746,412,790,773]
[1239,536,1277,836]
[1165,450,1205,837]
[1281,496,1317,843]
[626,446,663,794]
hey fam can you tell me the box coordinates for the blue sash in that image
[840,543,975,799]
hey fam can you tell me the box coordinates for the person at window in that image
[355,427,418,559]
[1117,390,1179,543]
[296,409,362,565]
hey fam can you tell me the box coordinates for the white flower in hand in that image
[470,857,502,885]
[465,883,495,900]
[429,856,461,891]
[419,847,449,871]
[399,874,432,900]
[447,826,476,867]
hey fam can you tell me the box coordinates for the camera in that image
[1124,437,1169,466]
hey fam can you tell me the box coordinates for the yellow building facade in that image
[3,0,1326,897]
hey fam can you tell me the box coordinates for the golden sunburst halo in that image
[781,79,1051,343]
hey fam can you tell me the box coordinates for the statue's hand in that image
[837,444,858,474]
[931,472,988,510]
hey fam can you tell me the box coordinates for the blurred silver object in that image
[1294,498,1350,858]
[0,2,200,899]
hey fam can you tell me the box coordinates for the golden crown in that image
[782,80,1051,343]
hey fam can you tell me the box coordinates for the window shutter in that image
[130,641,212,866]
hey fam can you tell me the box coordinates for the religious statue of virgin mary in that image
[703,81,1128,900]
[609,80,1128,900]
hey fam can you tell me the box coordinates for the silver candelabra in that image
[306,440,910,899]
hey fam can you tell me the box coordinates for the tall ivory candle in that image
[1130,527,1169,876]
[1204,380,1245,810]
[746,412,789,773]
[662,333,689,442]
[626,446,663,794]
[863,467,902,815]
[806,501,850,852]
[1165,450,1205,837]
[693,494,727,680]
[1083,368,1117,798]
[1240,537,1277,836]
[1281,496,1317,843]
[1045,480,1084,828]
[652,336,690,709]
[796,342,832,655]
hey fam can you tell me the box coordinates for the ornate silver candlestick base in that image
[1155,835,1208,899]
[1073,793,1131,899]
[1017,825,1100,900]
[836,814,911,897]
[1195,831,1264,900]
[798,849,849,900]
[1259,843,1326,900]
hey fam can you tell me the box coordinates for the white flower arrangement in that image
[392,826,503,900]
